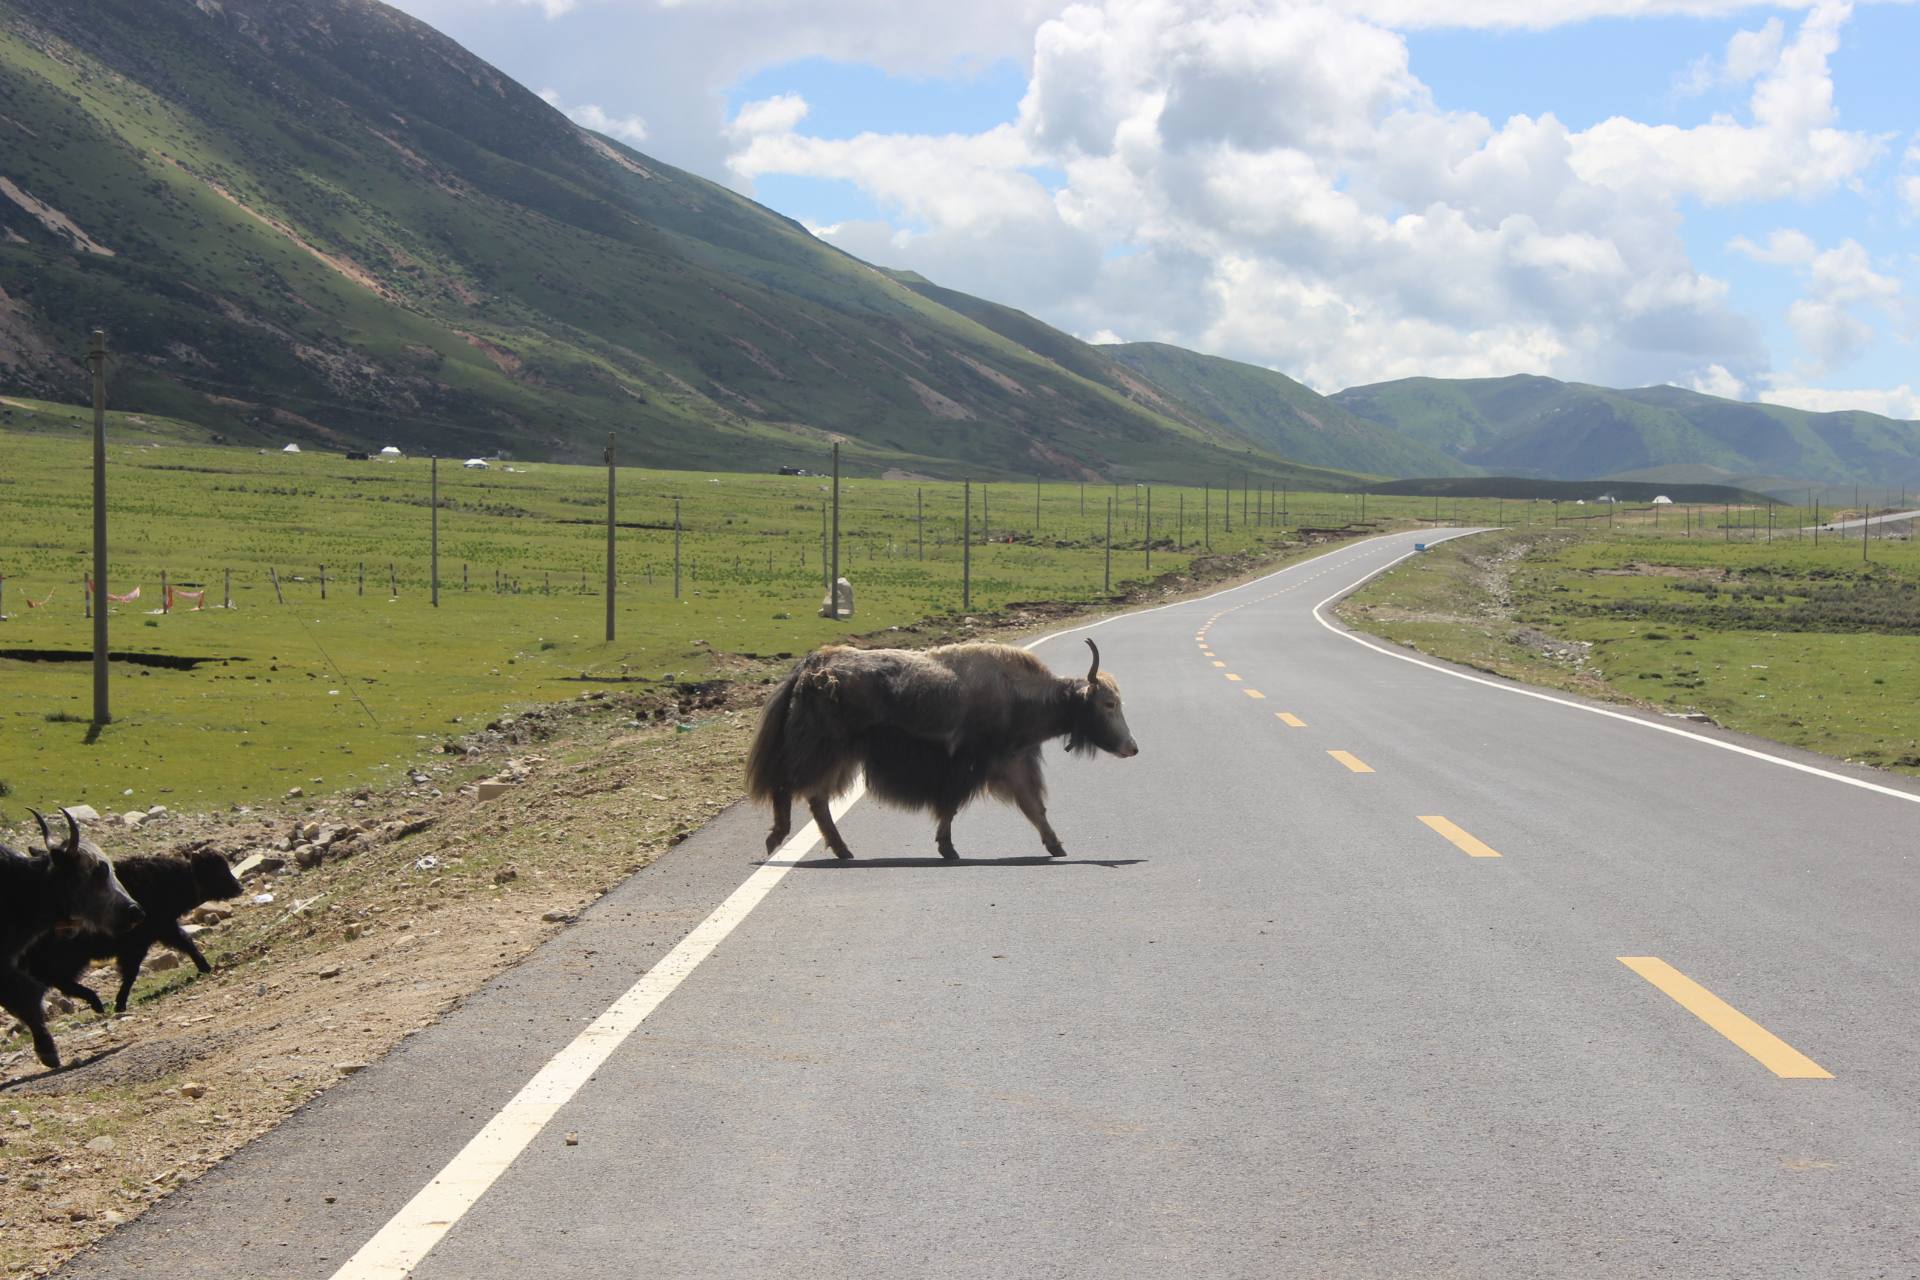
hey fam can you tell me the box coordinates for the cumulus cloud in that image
[1687,363,1747,398]
[537,88,649,144]
[1732,229,1901,372]
[721,0,1897,389]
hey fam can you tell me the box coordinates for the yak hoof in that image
[32,1037,61,1071]
[765,827,790,855]
[831,847,855,861]
[938,845,959,861]
[1046,845,1067,858]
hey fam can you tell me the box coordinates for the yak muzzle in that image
[1118,740,1139,758]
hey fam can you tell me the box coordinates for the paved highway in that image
[63,530,1920,1278]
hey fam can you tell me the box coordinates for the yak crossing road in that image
[747,638,1139,860]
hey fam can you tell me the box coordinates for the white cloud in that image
[1760,384,1920,418]
[1570,2,1882,205]
[1687,363,1747,398]
[1676,16,1784,96]
[1733,230,1901,372]
[537,88,649,144]
[728,93,811,137]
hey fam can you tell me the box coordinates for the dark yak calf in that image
[746,638,1139,860]
[0,809,144,1070]
[28,849,242,1015]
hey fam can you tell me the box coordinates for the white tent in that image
[380,445,402,456]
[463,458,489,469]
[1652,495,1674,504]
[282,442,302,453]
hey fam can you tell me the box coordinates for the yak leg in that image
[935,809,960,861]
[764,789,793,855]
[991,752,1066,858]
[48,973,106,1016]
[0,969,59,1069]
[807,794,854,860]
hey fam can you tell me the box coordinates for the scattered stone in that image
[65,805,101,824]
[121,810,148,829]
[318,966,342,980]
[85,1135,114,1153]
[146,805,168,819]
[492,867,518,885]
[286,786,304,799]
[564,1132,579,1146]
[541,909,575,924]
[295,845,325,869]
[148,953,181,973]
[334,1063,367,1076]
[475,780,512,802]
[179,1082,208,1099]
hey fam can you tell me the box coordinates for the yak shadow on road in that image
[0,1044,126,1092]
[766,855,1147,870]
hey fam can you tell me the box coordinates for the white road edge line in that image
[329,539,1373,1278]
[1311,531,1920,809]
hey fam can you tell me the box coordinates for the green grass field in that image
[1342,508,1920,772]
[3,425,1468,814]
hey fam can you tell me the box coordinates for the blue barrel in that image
[1414,542,1428,552]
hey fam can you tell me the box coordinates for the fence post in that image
[1104,496,1113,593]
[674,497,682,599]
[1178,491,1184,550]
[963,480,972,612]
[162,568,170,613]
[84,575,90,619]
[270,566,284,604]
[318,565,324,601]
[918,487,924,561]
[830,442,840,615]
[1145,486,1152,572]
[389,562,397,596]
[359,562,365,597]
[430,456,440,608]
[225,567,231,610]
[1204,484,1211,550]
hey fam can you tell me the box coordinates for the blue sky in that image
[396,0,1917,414]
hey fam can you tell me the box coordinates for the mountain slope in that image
[0,0,1350,485]
[1100,343,1472,478]
[1333,375,1920,487]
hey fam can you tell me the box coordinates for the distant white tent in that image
[1574,499,1586,505]
[1652,495,1674,505]
[463,458,489,469]
[282,443,302,453]
[380,445,402,456]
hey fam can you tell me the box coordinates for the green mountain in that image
[0,0,1365,487]
[1332,375,1920,487]
[1099,343,1471,479]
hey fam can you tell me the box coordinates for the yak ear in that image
[29,807,53,852]
[1084,638,1100,687]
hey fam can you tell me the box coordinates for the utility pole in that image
[1205,484,1212,549]
[830,442,841,616]
[673,498,682,598]
[1224,477,1232,534]
[917,487,924,561]
[89,330,109,727]
[1035,478,1041,535]
[430,456,440,608]
[603,433,616,642]
[1178,491,1185,550]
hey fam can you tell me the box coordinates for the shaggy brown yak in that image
[746,638,1138,860]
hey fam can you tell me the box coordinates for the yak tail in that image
[745,666,799,801]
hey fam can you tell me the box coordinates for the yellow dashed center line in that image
[1243,688,1266,699]
[1276,712,1307,727]
[1618,957,1832,1079]
[1225,673,1243,682]
[1417,815,1502,858]
[1327,750,1373,773]
[1211,660,1226,667]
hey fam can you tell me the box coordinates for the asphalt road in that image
[62,530,1920,1278]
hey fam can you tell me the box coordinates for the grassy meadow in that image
[1342,501,1920,772]
[3,418,1474,814]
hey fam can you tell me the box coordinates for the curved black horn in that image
[1085,638,1100,684]
[28,807,52,851]
[60,808,81,855]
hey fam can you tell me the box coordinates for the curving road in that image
[64,530,1920,1278]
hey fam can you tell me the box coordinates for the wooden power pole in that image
[90,330,110,727]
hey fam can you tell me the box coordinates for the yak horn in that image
[60,808,81,855]
[1085,638,1101,685]
[28,807,52,851]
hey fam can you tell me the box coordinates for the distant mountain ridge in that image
[1331,375,1920,489]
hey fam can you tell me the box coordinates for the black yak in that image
[746,638,1138,860]
[28,848,243,1015]
[0,809,144,1070]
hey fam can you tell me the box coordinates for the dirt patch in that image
[1591,561,1727,580]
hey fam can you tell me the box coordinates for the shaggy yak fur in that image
[0,809,144,1070]
[28,849,243,1015]
[746,638,1138,860]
